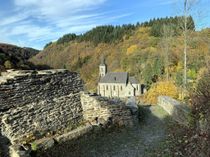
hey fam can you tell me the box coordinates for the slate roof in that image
[99,72,128,84]
[129,77,138,84]
[100,63,106,66]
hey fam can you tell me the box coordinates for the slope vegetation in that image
[31,17,210,91]
[0,43,39,72]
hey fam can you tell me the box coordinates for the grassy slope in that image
[31,27,210,91]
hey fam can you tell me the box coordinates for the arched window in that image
[121,86,123,91]
[106,85,108,90]
[113,85,115,91]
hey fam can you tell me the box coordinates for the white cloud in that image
[0,0,133,49]
[158,0,176,5]
[14,0,106,17]
[0,13,28,26]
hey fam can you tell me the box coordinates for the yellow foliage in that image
[126,44,138,55]
[176,62,183,72]
[144,81,179,105]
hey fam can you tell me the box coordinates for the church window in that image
[113,85,115,91]
[129,91,131,95]
[121,86,123,91]
[106,85,108,90]
[137,86,138,91]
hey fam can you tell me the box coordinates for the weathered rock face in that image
[81,93,135,127]
[0,69,84,144]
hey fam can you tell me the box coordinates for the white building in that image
[97,60,143,98]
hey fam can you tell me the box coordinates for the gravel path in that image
[38,105,172,157]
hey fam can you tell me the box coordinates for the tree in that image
[161,24,174,81]
[4,60,14,69]
[179,0,197,91]
[44,42,52,49]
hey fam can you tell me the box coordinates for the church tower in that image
[99,57,107,78]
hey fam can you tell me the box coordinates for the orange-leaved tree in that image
[144,81,179,104]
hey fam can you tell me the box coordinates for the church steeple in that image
[99,56,107,78]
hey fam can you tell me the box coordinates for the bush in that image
[191,68,210,132]
[179,67,210,157]
[4,60,14,69]
[144,81,178,104]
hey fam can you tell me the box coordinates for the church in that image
[97,59,144,98]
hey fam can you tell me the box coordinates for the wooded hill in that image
[0,43,39,73]
[31,16,210,91]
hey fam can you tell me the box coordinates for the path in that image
[38,105,172,157]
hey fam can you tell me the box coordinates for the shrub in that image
[144,81,178,104]
[31,142,37,151]
[177,68,210,157]
[4,60,14,69]
[191,67,210,134]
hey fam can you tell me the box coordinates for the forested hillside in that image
[31,16,210,92]
[0,43,39,73]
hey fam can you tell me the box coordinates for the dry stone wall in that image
[0,69,83,111]
[81,93,135,127]
[158,96,190,126]
[0,69,139,157]
[0,69,84,144]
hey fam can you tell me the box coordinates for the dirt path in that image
[38,105,172,157]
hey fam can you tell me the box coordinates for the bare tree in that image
[182,0,197,90]
[175,0,198,92]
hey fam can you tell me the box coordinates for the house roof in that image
[99,72,128,84]
[129,77,138,84]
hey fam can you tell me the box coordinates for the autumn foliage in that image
[144,81,179,104]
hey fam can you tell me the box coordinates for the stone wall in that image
[158,96,190,126]
[0,69,139,157]
[0,69,83,111]
[81,93,135,127]
[0,69,84,144]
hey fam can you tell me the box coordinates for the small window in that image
[106,85,108,90]
[114,77,116,81]
[129,91,131,95]
[137,86,138,91]
[121,86,123,91]
[113,85,115,91]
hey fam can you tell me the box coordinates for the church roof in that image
[100,63,106,66]
[99,72,128,84]
[129,77,138,84]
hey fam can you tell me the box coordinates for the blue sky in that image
[0,0,210,50]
